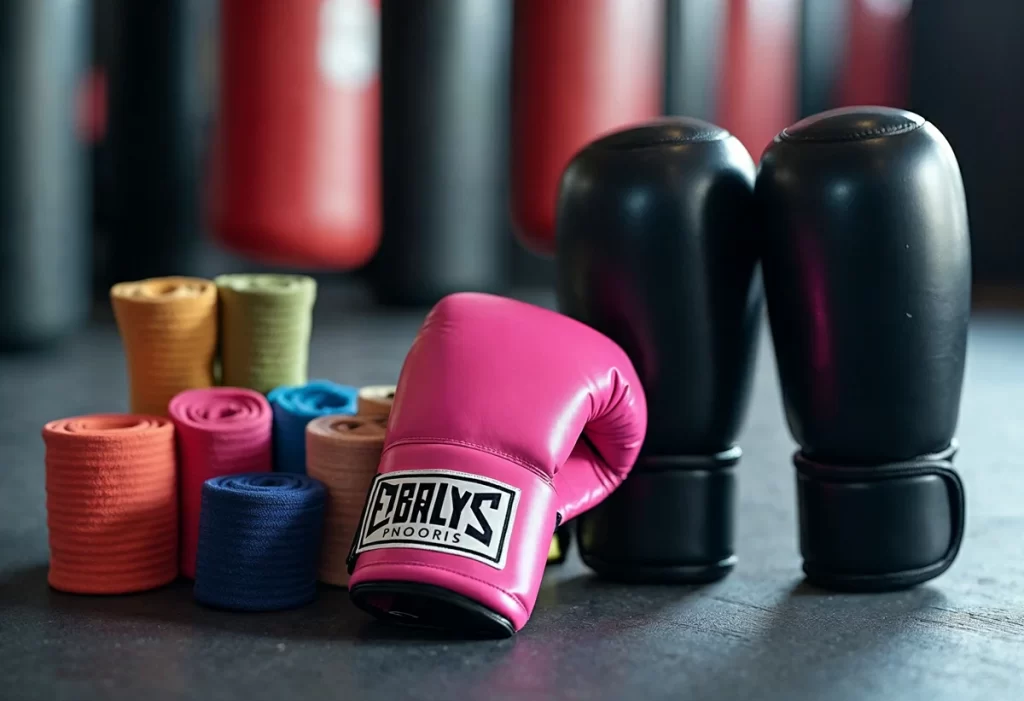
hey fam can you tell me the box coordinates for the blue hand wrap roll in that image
[193,473,327,611]
[268,380,358,474]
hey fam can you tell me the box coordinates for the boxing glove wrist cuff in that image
[577,447,740,583]
[794,444,965,592]
[346,443,559,637]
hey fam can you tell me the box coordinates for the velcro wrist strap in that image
[795,444,965,591]
[577,447,741,584]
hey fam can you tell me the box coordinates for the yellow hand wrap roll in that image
[110,277,217,416]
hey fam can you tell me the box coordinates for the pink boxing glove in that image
[347,293,647,636]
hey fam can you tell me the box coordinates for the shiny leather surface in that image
[557,119,762,457]
[348,293,647,631]
[756,106,971,463]
[555,118,762,579]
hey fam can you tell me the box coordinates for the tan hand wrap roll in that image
[357,385,395,419]
[306,415,387,587]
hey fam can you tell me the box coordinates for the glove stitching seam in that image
[781,123,921,143]
[384,437,553,484]
[352,560,530,615]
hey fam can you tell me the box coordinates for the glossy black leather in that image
[757,106,970,590]
[556,118,763,582]
[757,106,970,463]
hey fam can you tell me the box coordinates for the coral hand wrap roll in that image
[306,415,387,586]
[268,380,358,474]
[110,277,217,416]
[357,385,395,419]
[216,274,317,394]
[169,388,273,578]
[43,415,178,594]
[193,473,327,611]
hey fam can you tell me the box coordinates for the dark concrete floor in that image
[1,286,1022,701]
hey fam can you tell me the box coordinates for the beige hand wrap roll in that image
[306,415,387,587]
[357,385,395,419]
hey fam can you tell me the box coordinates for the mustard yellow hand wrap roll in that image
[110,277,218,416]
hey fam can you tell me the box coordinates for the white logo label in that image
[318,0,379,88]
[354,470,520,570]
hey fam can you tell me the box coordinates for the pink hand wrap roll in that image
[169,388,273,578]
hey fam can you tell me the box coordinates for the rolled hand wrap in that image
[110,277,217,416]
[356,385,396,419]
[193,473,327,611]
[169,387,273,578]
[306,415,387,586]
[268,380,358,474]
[215,274,317,394]
[43,414,178,594]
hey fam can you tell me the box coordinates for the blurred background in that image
[2,0,1021,350]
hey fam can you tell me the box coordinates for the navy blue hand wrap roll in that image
[268,380,358,474]
[193,473,327,611]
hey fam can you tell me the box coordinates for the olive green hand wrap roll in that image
[216,274,317,394]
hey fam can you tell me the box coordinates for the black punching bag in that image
[0,0,91,348]
[910,0,1024,286]
[757,107,969,590]
[557,119,763,582]
[102,0,217,285]
[371,0,511,306]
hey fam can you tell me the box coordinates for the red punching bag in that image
[716,0,799,160]
[837,0,911,107]
[511,0,664,256]
[799,0,909,116]
[210,0,381,269]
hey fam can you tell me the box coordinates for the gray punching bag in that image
[0,0,92,348]
[664,0,725,120]
[371,0,511,306]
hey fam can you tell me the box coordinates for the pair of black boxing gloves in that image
[556,106,969,592]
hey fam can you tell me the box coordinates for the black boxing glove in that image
[556,118,763,582]
[756,106,969,591]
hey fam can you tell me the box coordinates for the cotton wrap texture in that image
[357,385,395,419]
[216,274,317,394]
[305,415,387,586]
[193,473,326,611]
[110,277,218,416]
[268,380,358,474]
[169,388,272,578]
[43,415,178,594]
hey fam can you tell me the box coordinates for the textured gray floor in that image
[1,286,1023,701]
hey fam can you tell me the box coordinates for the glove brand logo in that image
[354,470,520,570]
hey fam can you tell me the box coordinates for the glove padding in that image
[347,293,647,636]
